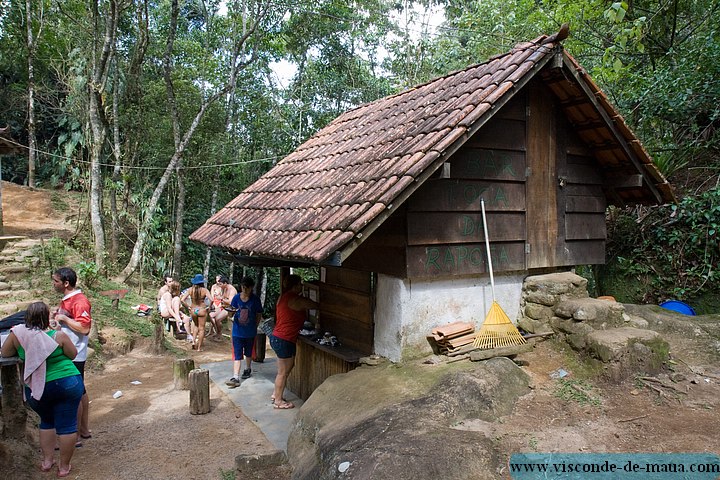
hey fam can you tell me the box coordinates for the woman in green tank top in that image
[1,302,84,477]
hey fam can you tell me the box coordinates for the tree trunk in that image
[202,171,220,281]
[257,266,267,307]
[88,0,121,270]
[172,162,185,279]
[109,60,122,266]
[25,0,38,188]
[151,315,165,354]
[1,360,27,439]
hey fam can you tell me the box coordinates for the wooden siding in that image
[286,267,372,400]
[407,242,526,277]
[287,337,358,400]
[405,94,528,279]
[557,115,607,263]
[316,268,374,355]
[343,209,407,277]
[527,83,558,268]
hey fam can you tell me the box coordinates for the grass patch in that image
[553,379,601,406]
[548,338,604,380]
[50,191,70,212]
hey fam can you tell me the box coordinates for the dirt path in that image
[67,336,288,480]
[1,180,79,239]
[1,181,290,480]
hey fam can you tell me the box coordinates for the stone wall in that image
[517,271,669,379]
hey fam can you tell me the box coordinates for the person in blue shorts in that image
[225,276,264,387]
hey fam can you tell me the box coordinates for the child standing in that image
[225,276,264,387]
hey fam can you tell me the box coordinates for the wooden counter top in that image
[297,335,362,363]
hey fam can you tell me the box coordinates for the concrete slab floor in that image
[201,355,303,452]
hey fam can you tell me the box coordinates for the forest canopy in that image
[0,0,717,310]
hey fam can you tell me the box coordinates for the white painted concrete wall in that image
[374,273,525,362]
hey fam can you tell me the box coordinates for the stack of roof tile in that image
[428,322,476,355]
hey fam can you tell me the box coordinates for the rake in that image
[473,199,527,349]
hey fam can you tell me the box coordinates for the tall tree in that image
[24,0,44,187]
[87,0,123,270]
[116,0,276,282]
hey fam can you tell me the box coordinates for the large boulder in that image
[288,357,531,480]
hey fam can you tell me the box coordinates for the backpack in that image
[0,310,26,332]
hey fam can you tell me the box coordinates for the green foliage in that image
[76,261,101,290]
[553,378,601,406]
[217,468,236,480]
[33,237,67,276]
[602,187,720,307]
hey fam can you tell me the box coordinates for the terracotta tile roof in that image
[190,28,674,265]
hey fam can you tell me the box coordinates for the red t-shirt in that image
[59,289,92,361]
[272,291,306,343]
[60,290,92,329]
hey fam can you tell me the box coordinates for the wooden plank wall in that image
[317,267,374,355]
[406,94,528,278]
[347,80,609,280]
[287,340,357,400]
[526,82,559,269]
[557,114,607,266]
[342,210,408,277]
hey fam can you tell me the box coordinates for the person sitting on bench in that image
[159,281,192,341]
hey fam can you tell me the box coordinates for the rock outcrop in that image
[288,357,531,480]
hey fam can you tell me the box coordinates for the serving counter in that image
[286,335,363,400]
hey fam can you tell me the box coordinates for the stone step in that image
[0,289,34,300]
[586,327,662,362]
[0,265,30,275]
[5,239,41,249]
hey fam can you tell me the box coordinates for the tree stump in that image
[151,315,165,354]
[173,358,195,390]
[188,368,210,415]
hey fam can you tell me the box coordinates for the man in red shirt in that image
[52,267,93,442]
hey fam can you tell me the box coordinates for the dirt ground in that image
[2,181,720,479]
[1,180,80,239]
[67,335,291,480]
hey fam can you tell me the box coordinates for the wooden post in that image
[1,358,26,439]
[188,368,210,415]
[173,358,195,390]
[151,315,165,354]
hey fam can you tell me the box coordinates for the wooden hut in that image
[190,27,675,399]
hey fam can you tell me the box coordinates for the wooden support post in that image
[188,368,210,415]
[151,315,165,354]
[1,358,26,439]
[173,358,195,390]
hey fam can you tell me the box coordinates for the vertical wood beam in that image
[526,83,558,268]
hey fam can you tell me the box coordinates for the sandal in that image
[273,401,294,409]
[270,395,287,402]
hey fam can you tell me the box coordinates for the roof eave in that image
[559,53,669,206]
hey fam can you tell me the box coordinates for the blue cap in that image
[190,274,205,285]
